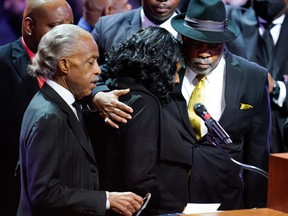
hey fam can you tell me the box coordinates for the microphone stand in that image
[205,123,269,179]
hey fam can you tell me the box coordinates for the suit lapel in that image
[172,54,243,140]
[240,8,265,64]
[271,12,288,79]
[124,8,142,39]
[173,68,198,139]
[235,8,267,65]
[11,39,39,96]
[219,52,242,126]
[41,84,96,163]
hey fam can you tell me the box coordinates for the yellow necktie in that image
[188,74,206,139]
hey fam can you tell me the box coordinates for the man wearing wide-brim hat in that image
[166,0,271,210]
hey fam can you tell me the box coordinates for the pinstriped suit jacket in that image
[17,83,106,216]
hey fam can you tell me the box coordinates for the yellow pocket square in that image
[240,103,253,110]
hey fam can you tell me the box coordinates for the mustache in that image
[191,58,212,64]
[154,3,170,9]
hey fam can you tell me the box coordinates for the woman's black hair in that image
[105,26,184,106]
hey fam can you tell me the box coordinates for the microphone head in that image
[194,103,207,117]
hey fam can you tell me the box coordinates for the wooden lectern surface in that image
[180,208,288,216]
[268,153,288,213]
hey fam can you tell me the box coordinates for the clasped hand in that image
[109,192,144,216]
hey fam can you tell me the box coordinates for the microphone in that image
[193,103,269,179]
[194,103,233,145]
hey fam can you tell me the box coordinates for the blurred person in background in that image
[226,0,288,153]
[78,0,132,32]
[67,0,83,23]
[223,0,248,6]
[91,0,181,64]
[0,0,26,45]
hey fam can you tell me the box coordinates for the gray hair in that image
[28,24,91,79]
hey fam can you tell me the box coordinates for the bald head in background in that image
[78,0,131,32]
[22,0,74,53]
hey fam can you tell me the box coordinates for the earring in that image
[28,32,32,35]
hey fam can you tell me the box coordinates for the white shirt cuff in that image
[106,191,110,210]
[273,81,286,107]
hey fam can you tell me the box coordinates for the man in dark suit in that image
[226,0,288,153]
[0,1,74,214]
[93,0,271,211]
[167,0,271,210]
[18,24,143,216]
[91,0,181,65]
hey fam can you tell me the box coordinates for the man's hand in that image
[92,89,133,128]
[108,192,143,216]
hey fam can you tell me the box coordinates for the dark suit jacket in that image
[89,77,191,215]
[91,8,142,64]
[226,6,288,152]
[17,83,106,216]
[164,51,271,210]
[0,38,39,215]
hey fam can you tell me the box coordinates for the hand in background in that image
[92,89,133,128]
[108,192,143,216]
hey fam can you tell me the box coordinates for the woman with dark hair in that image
[92,27,190,215]
[105,26,182,106]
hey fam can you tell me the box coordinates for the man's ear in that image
[23,17,34,36]
[58,58,69,75]
[104,6,113,15]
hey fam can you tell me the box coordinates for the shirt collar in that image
[45,79,75,106]
[21,37,35,61]
[77,17,94,32]
[258,13,285,28]
[140,8,178,38]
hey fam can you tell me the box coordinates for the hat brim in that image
[171,13,240,43]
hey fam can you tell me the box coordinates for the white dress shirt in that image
[141,9,179,38]
[45,79,78,117]
[181,56,226,136]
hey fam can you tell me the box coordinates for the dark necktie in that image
[72,101,85,127]
[262,23,275,67]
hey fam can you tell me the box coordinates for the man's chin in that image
[190,66,212,75]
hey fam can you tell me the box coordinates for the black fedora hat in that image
[171,0,240,43]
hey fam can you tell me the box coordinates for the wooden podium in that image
[267,153,288,213]
[181,208,288,215]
